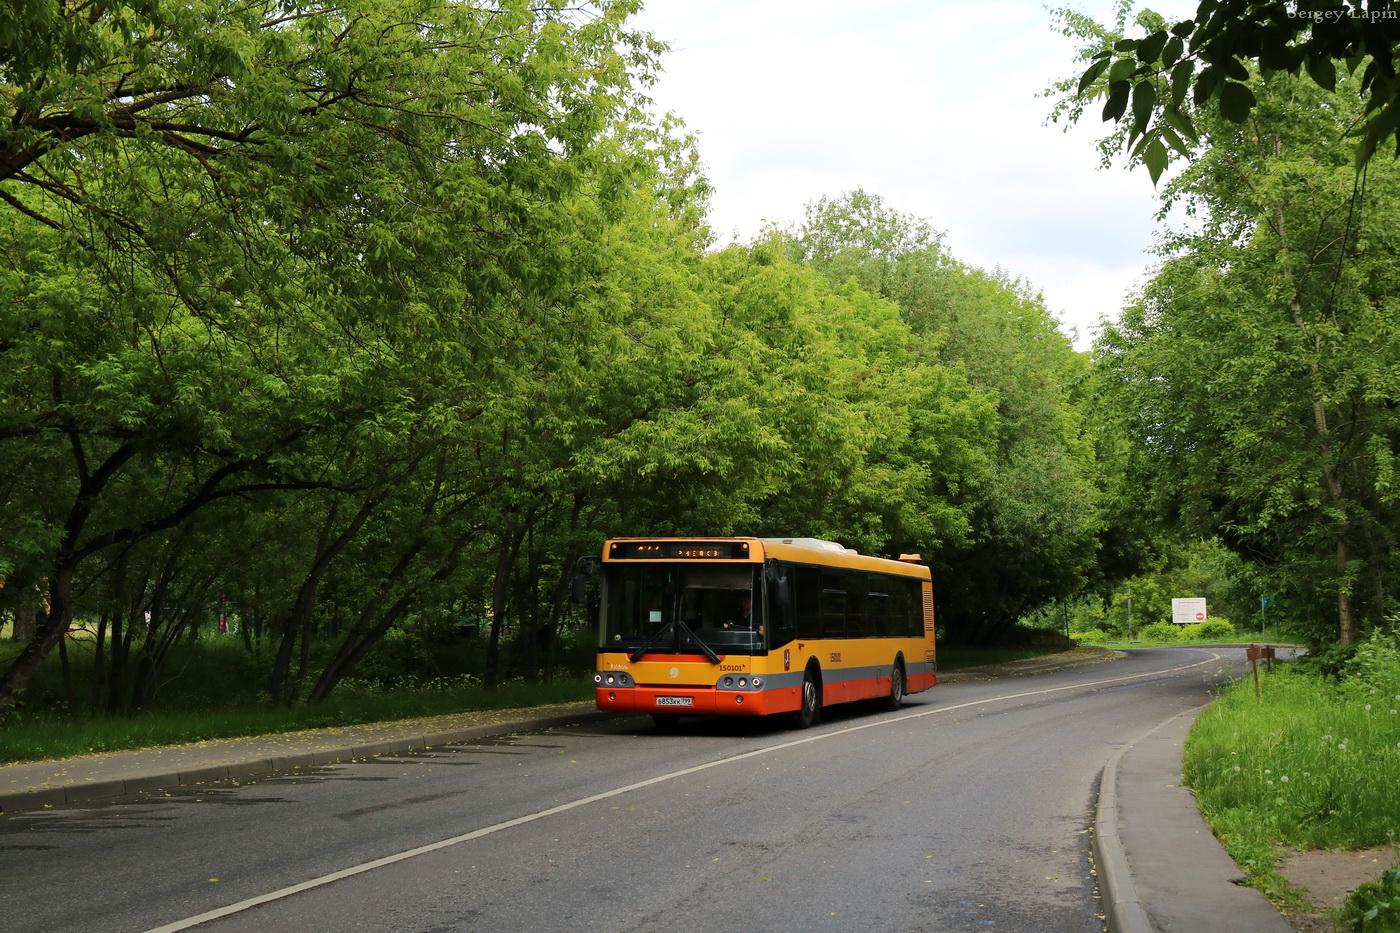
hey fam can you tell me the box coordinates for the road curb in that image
[1095,715,1176,933]
[0,708,614,815]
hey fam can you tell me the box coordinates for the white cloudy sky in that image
[628,0,1196,350]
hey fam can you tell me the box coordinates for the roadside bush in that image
[555,625,598,674]
[1071,628,1111,645]
[1338,628,1400,700]
[1196,617,1235,640]
[1181,618,1235,641]
[1141,622,1179,642]
[353,616,479,689]
[1333,629,1400,738]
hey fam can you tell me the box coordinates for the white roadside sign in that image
[1171,597,1208,625]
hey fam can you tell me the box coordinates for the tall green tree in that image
[789,190,1103,643]
[694,238,996,557]
[0,0,660,712]
[1094,69,1400,645]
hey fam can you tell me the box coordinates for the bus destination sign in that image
[609,541,751,560]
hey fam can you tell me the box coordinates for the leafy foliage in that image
[0,0,671,709]
[1183,618,1237,640]
[1342,867,1400,932]
[1092,64,1400,645]
[786,189,1103,643]
[1057,0,1400,178]
[1140,621,1181,641]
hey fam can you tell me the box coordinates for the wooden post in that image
[1246,644,1275,699]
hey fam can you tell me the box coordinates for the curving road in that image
[0,647,1248,933]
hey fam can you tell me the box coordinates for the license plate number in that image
[656,696,693,707]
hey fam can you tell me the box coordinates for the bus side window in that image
[885,579,908,637]
[902,578,922,636]
[793,566,821,640]
[844,571,868,637]
[868,581,890,636]
[765,564,796,649]
[821,571,846,638]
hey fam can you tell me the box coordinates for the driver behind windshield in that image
[722,594,754,631]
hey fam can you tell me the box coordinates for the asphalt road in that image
[0,647,1240,933]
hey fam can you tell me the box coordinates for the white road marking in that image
[145,649,1225,932]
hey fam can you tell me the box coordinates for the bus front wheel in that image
[793,667,821,729]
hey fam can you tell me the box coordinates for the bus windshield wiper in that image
[628,619,721,664]
[628,623,675,663]
[680,618,722,663]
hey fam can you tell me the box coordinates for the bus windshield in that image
[604,564,763,657]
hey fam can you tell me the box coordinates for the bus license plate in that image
[656,696,693,707]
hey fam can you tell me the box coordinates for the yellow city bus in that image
[585,537,936,729]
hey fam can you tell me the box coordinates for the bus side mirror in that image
[572,557,595,603]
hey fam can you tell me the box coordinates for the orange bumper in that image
[595,684,800,717]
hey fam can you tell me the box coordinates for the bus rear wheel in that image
[792,667,821,729]
[883,663,905,712]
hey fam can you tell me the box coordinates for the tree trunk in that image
[92,608,109,716]
[305,593,414,706]
[1291,289,1356,646]
[486,529,521,690]
[9,598,37,643]
[1336,538,1355,646]
[541,563,572,684]
[269,491,380,705]
[0,567,75,714]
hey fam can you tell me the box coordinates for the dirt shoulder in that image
[1275,846,1400,932]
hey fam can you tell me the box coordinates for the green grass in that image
[0,675,593,765]
[1183,634,1400,930]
